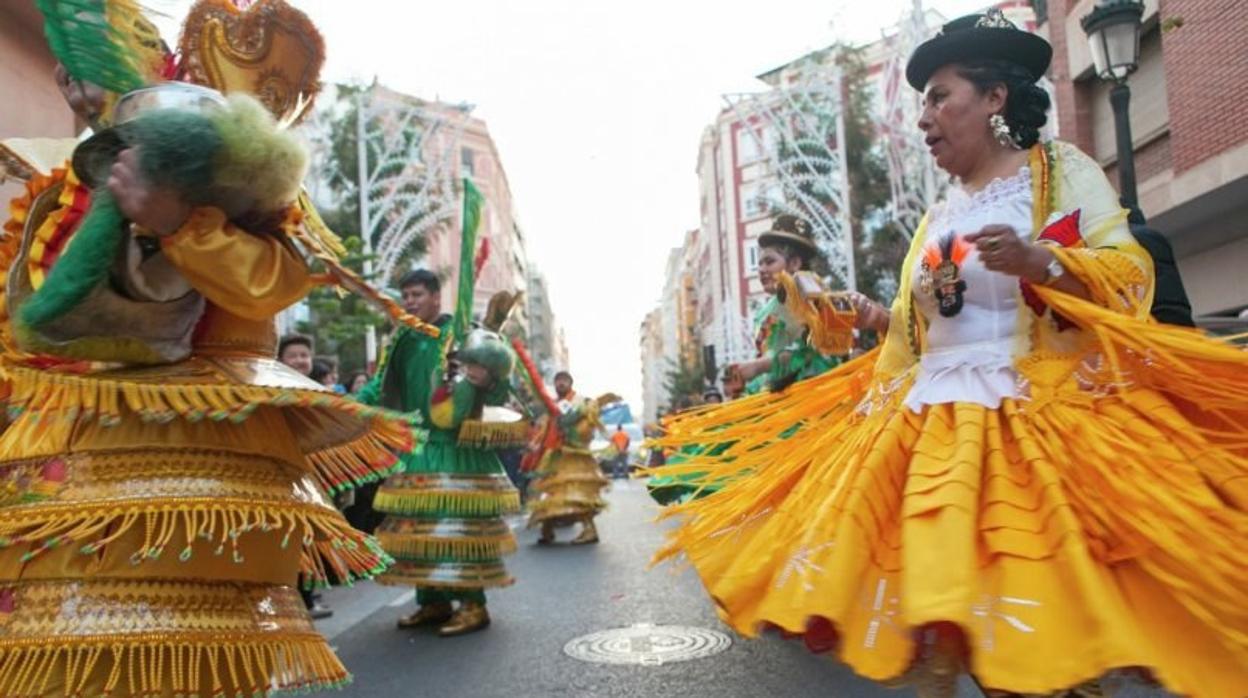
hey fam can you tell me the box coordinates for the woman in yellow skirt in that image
[652,11,1247,698]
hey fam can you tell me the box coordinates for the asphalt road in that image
[311,478,992,698]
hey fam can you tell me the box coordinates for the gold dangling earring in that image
[989,114,1020,150]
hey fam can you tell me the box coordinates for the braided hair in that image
[955,58,1050,149]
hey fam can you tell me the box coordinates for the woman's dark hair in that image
[760,239,832,278]
[760,241,809,269]
[398,269,440,294]
[309,358,335,384]
[955,58,1050,149]
[277,334,313,359]
[346,370,369,391]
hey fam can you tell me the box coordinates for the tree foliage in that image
[766,45,910,313]
[320,84,432,287]
[662,351,706,413]
[839,46,910,310]
[295,85,398,373]
[296,205,384,375]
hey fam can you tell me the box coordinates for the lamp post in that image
[1081,0,1145,213]
[1082,0,1196,327]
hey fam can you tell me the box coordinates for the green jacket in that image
[355,314,452,422]
[747,296,839,394]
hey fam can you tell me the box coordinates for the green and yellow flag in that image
[451,177,485,348]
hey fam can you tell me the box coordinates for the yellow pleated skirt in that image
[659,388,1248,697]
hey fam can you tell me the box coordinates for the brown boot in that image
[537,521,555,545]
[396,602,453,629]
[570,519,599,545]
[911,624,965,698]
[438,602,491,637]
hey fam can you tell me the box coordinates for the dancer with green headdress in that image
[647,214,855,506]
[362,181,525,636]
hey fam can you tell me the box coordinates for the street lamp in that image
[1082,0,1195,327]
[1081,0,1145,212]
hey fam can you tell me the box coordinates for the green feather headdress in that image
[36,0,168,98]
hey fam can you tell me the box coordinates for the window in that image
[742,183,774,219]
[461,148,475,177]
[737,128,764,164]
[745,240,760,272]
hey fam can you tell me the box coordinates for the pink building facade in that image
[1,3,79,202]
[418,104,534,338]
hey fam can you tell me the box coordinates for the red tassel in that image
[1020,208,1083,330]
[510,338,565,471]
[474,238,491,277]
[1038,208,1082,247]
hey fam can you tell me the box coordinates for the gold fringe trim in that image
[527,499,607,528]
[0,499,391,588]
[2,362,422,493]
[1,361,418,430]
[305,422,409,494]
[375,560,514,590]
[375,532,517,562]
[529,472,609,492]
[0,634,348,698]
[777,271,856,357]
[456,419,530,449]
[373,489,521,518]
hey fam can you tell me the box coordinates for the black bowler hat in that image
[759,214,817,259]
[905,9,1052,91]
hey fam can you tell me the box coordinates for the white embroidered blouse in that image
[904,166,1034,412]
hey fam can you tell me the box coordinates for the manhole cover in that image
[563,623,732,666]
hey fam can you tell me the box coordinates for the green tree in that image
[296,205,384,375]
[767,45,909,311]
[298,83,442,372]
[663,352,706,413]
[839,46,910,310]
[320,83,432,286]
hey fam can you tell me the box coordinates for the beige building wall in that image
[1,3,79,202]
[639,309,665,424]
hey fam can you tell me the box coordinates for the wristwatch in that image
[1041,255,1064,285]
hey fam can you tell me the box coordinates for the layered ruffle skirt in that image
[373,432,519,591]
[527,447,608,528]
[653,350,1248,697]
[0,356,414,697]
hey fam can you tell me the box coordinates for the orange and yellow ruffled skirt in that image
[654,362,1248,697]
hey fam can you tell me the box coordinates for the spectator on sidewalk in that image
[277,334,334,621]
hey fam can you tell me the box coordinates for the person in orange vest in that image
[609,424,632,479]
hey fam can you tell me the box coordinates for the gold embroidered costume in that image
[0,2,437,695]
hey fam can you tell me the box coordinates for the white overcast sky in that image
[156,0,992,408]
